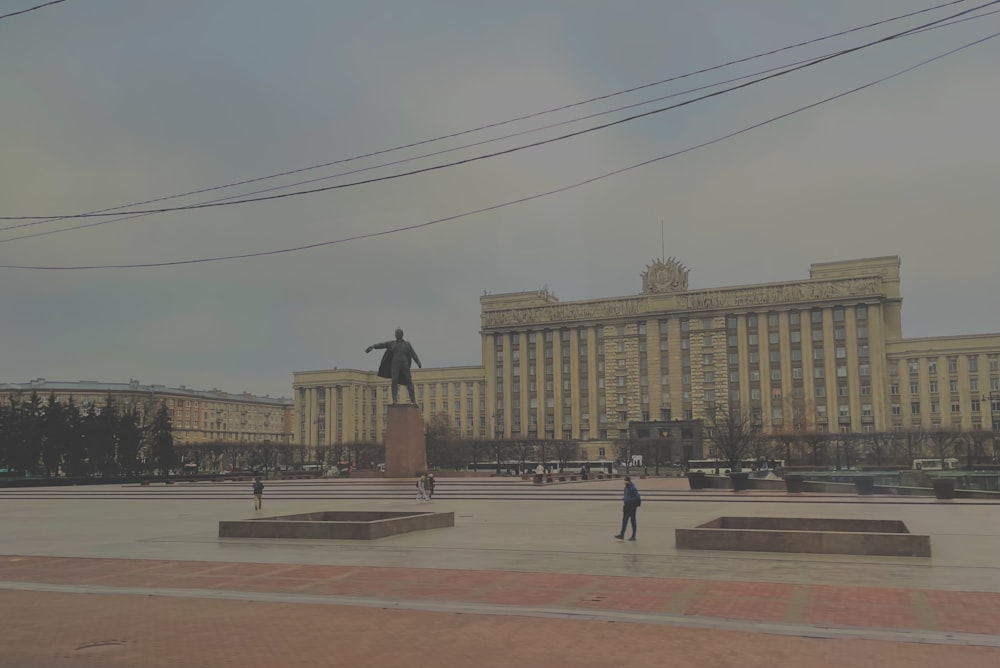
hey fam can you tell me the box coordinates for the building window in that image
[989,354,999,372]
[811,310,822,324]
[749,352,759,364]
[839,405,849,417]
[971,399,981,413]
[791,349,802,361]
[950,379,958,392]
[833,308,845,322]
[815,368,825,379]
[813,348,824,360]
[704,371,714,383]
[790,331,801,343]
[769,332,780,345]
[862,404,873,417]
[859,364,870,377]
[703,354,714,366]
[750,370,760,381]
[971,378,979,392]
[836,347,847,359]
[770,369,781,381]
[789,312,800,325]
[856,305,868,320]
[910,382,919,394]
[948,357,958,373]
[792,367,803,379]
[748,334,758,345]
[931,401,940,414]
[703,335,712,347]
[892,404,901,415]
[911,402,920,415]
[816,386,826,398]
[968,356,979,372]
[704,390,715,401]
[747,315,757,328]
[751,389,761,400]
[812,330,823,342]
[929,380,938,393]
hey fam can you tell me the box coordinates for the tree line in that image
[0,392,176,478]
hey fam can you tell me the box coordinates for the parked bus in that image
[685,459,785,474]
[912,458,960,471]
[466,460,617,475]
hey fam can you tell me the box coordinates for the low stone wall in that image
[219,511,454,540]
[676,516,931,557]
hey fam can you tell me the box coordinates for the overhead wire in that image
[3,29,996,270]
[0,0,983,225]
[0,0,68,22]
[3,5,997,244]
[3,0,998,222]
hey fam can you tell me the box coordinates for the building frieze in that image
[481,276,884,329]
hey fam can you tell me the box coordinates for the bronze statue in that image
[366,328,422,404]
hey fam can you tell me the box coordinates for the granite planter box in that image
[676,516,930,557]
[219,510,454,540]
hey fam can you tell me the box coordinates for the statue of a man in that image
[365,328,422,404]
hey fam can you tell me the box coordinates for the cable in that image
[3,30,995,270]
[5,0,997,222]
[0,0,980,223]
[0,50,848,242]
[0,0,68,22]
[6,5,997,244]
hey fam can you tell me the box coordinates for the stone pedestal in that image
[385,405,427,478]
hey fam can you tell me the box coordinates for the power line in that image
[4,0,997,222]
[0,0,981,224]
[0,0,68,22]
[4,5,997,244]
[4,30,995,271]
[6,5,996,244]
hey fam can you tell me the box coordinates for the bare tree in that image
[799,432,832,467]
[962,429,994,468]
[863,431,897,467]
[894,428,927,466]
[551,440,582,472]
[704,406,764,472]
[927,428,961,468]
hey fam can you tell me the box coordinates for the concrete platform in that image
[676,516,931,557]
[218,510,454,539]
[1,477,998,667]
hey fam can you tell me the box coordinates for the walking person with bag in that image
[614,476,641,541]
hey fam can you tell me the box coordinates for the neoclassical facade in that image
[0,379,293,446]
[294,256,999,449]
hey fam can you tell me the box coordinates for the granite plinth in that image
[675,516,931,557]
[218,510,454,540]
[385,405,427,478]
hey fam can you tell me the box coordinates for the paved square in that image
[1,477,998,666]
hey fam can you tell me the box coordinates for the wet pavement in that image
[1,477,998,666]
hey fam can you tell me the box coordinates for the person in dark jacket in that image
[252,477,264,510]
[614,476,641,541]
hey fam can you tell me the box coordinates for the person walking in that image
[426,473,436,499]
[415,474,428,501]
[614,476,641,541]
[252,477,264,511]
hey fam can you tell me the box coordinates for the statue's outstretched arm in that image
[366,341,392,353]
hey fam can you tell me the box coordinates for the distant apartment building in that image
[293,256,999,456]
[0,379,293,446]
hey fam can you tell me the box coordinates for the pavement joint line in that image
[783,584,811,624]
[4,579,996,648]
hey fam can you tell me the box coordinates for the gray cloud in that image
[1,1,997,397]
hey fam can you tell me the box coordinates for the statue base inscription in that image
[385,405,427,478]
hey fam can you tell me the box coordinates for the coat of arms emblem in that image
[641,257,689,294]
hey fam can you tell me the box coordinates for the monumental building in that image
[0,379,294,446]
[292,256,999,460]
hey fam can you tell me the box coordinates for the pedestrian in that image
[415,474,428,501]
[614,476,641,541]
[252,476,264,510]
[426,473,436,499]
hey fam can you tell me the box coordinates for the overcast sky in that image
[1,0,998,399]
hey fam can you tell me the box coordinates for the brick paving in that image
[3,589,1000,668]
[3,555,999,638]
